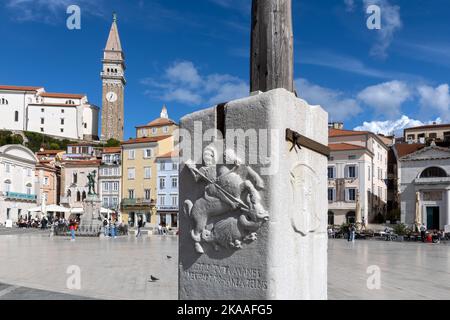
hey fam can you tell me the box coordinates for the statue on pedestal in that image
[87,171,97,196]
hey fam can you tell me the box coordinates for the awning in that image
[27,207,42,213]
[46,205,71,213]
[70,208,84,214]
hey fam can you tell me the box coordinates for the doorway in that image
[426,207,440,230]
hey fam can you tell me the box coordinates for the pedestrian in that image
[420,224,427,243]
[136,217,143,238]
[351,224,356,242]
[103,218,109,237]
[158,224,163,235]
[110,219,117,239]
[69,219,76,242]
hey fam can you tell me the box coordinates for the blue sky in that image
[1,0,450,138]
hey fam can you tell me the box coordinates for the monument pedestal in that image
[179,89,328,300]
[79,195,103,237]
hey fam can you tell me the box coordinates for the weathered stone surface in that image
[179,89,328,300]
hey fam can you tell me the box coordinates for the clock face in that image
[106,91,118,103]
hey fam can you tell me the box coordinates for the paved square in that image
[0,232,449,300]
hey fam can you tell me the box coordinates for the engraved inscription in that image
[184,263,268,290]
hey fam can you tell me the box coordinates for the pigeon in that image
[149,275,159,282]
[167,255,172,259]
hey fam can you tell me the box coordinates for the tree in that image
[105,138,120,147]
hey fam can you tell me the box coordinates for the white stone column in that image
[446,189,450,227]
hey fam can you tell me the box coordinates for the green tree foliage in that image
[105,138,120,147]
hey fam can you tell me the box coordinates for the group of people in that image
[103,218,120,238]
[17,216,50,229]
[419,224,447,244]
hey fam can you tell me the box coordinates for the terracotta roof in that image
[0,85,42,92]
[39,92,85,99]
[329,128,369,137]
[63,160,101,166]
[102,147,121,154]
[121,135,172,145]
[136,118,177,128]
[404,123,450,131]
[37,150,64,155]
[156,150,179,159]
[395,143,426,158]
[329,143,366,152]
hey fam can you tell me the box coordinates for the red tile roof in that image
[395,143,426,158]
[121,135,172,145]
[37,150,64,155]
[63,160,101,166]
[329,128,369,137]
[329,143,366,152]
[404,123,450,131]
[136,118,177,128]
[102,147,121,154]
[156,150,179,159]
[40,92,85,99]
[0,85,43,92]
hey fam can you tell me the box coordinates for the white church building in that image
[0,85,99,141]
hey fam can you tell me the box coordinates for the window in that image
[60,128,64,133]
[160,178,166,189]
[378,187,383,200]
[27,168,32,177]
[5,164,10,173]
[429,133,437,139]
[144,189,151,200]
[41,118,44,125]
[41,108,45,113]
[14,111,19,122]
[328,188,335,202]
[128,168,136,180]
[113,182,119,192]
[348,155,357,160]
[327,167,335,179]
[26,184,32,195]
[128,189,135,199]
[346,165,357,179]
[40,128,44,132]
[43,177,49,186]
[171,195,178,206]
[368,167,371,180]
[172,163,178,171]
[61,118,65,125]
[420,167,447,178]
[172,177,178,188]
[346,189,356,202]
[103,197,109,207]
[73,173,78,184]
[67,190,71,198]
[152,128,157,134]
[144,167,152,179]
[112,197,118,207]
[159,195,165,206]
[103,182,109,192]
[4,180,11,193]
[163,126,169,133]
[144,149,153,158]
[84,123,87,129]
[61,109,65,113]
[128,150,135,160]
[328,212,335,226]
[82,191,87,200]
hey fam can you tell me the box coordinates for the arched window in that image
[14,111,19,122]
[82,191,87,201]
[73,172,78,184]
[420,167,447,178]
[67,190,72,198]
[26,183,32,195]
[77,191,81,202]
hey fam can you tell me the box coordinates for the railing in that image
[157,205,179,211]
[5,192,37,202]
[122,198,155,207]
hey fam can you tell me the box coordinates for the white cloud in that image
[344,0,356,12]
[418,84,450,120]
[357,80,411,118]
[5,0,104,23]
[296,78,362,121]
[363,0,402,58]
[142,61,249,106]
[354,116,442,136]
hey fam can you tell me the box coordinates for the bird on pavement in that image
[149,275,159,282]
[167,256,172,259]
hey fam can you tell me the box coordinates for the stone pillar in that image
[178,89,328,300]
[447,189,450,227]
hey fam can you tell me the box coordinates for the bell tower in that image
[101,12,126,141]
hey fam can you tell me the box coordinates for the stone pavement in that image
[0,233,449,300]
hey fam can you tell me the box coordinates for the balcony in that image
[4,192,37,202]
[157,205,179,212]
[122,198,155,208]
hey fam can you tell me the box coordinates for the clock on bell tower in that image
[101,12,126,142]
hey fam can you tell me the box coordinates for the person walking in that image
[103,218,109,237]
[420,224,427,243]
[110,219,117,239]
[69,219,76,242]
[136,217,143,238]
[350,224,356,242]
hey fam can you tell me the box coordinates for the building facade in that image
[397,144,450,230]
[101,14,126,142]
[99,147,122,214]
[156,151,179,228]
[0,85,99,141]
[0,145,38,224]
[328,129,389,226]
[404,123,450,144]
